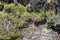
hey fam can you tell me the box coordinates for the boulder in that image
[48,15,60,34]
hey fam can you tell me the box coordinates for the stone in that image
[48,15,60,34]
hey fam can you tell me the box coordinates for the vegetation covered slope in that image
[0,0,60,40]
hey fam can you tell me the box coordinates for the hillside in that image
[0,0,60,40]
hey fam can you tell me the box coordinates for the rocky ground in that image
[21,24,60,40]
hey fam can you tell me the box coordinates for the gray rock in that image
[48,15,60,33]
[22,25,59,40]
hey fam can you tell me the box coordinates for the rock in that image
[34,15,47,26]
[22,25,59,40]
[26,6,34,13]
[23,19,34,28]
[48,15,60,34]
[27,0,46,12]
[34,18,47,26]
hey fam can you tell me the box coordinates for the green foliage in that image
[9,4,18,14]
[0,11,8,21]
[0,4,3,11]
[18,5,26,13]
[4,3,10,9]
[0,4,26,40]
[31,12,42,21]
[0,13,2,19]
[45,23,49,29]
[46,10,55,19]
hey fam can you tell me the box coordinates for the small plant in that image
[45,23,49,29]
